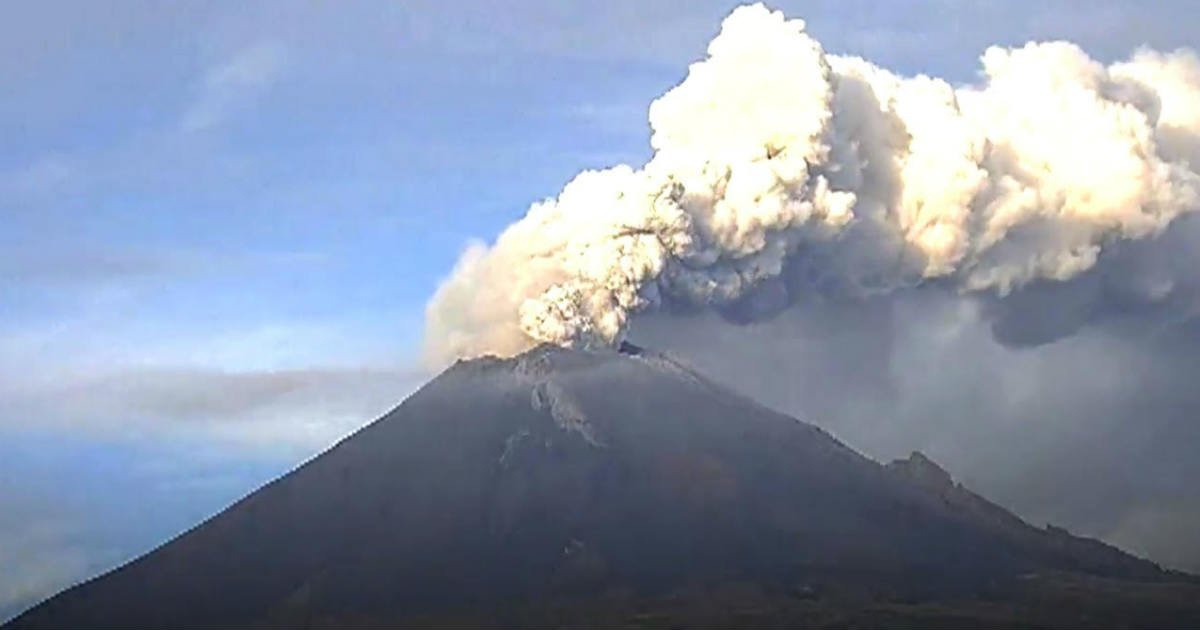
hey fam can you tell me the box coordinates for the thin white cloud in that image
[0,246,328,286]
[180,41,287,132]
[0,364,422,452]
[0,316,427,453]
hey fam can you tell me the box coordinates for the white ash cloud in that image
[425,3,1200,365]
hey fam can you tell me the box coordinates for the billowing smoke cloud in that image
[425,3,1200,365]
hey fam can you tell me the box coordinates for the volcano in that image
[7,344,1200,628]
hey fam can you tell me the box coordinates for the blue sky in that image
[3,0,1198,620]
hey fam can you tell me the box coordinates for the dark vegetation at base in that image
[289,575,1200,629]
[7,344,1200,629]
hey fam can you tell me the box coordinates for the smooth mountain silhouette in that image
[7,343,1200,628]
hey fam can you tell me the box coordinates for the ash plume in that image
[424,3,1200,366]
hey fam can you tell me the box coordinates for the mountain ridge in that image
[7,343,1199,628]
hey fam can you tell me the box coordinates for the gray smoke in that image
[625,211,1200,570]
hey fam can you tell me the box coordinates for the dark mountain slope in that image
[7,343,1199,628]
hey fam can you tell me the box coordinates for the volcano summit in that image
[7,344,1200,628]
